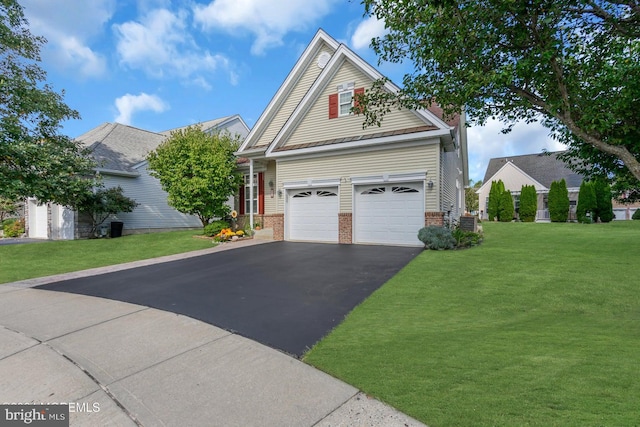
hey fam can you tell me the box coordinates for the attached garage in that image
[354,182,424,246]
[286,187,339,242]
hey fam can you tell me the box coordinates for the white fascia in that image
[283,178,341,189]
[238,30,340,153]
[351,171,428,185]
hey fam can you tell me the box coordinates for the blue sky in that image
[21,0,564,183]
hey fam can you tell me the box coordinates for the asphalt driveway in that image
[38,242,420,357]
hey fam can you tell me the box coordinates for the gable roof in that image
[238,29,340,153]
[159,114,249,137]
[76,123,165,173]
[77,115,249,174]
[263,42,452,157]
[238,29,454,158]
[482,151,584,189]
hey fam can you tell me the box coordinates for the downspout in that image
[249,159,254,229]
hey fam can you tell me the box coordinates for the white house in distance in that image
[26,115,249,239]
[234,29,468,246]
[477,151,584,222]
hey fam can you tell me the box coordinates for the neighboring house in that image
[234,29,468,246]
[478,151,640,221]
[26,115,249,239]
[477,151,584,221]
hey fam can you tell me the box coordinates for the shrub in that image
[577,181,597,223]
[632,209,640,220]
[549,179,569,222]
[452,228,483,248]
[3,218,25,237]
[203,220,230,237]
[519,184,537,222]
[418,226,456,250]
[499,190,514,222]
[594,179,614,223]
[487,180,505,221]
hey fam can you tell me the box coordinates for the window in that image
[329,87,364,119]
[339,90,353,116]
[292,191,312,198]
[392,186,419,193]
[317,190,337,197]
[362,187,385,195]
[244,174,258,213]
[514,195,520,213]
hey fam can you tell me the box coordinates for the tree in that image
[358,1,640,187]
[594,179,614,223]
[499,190,514,222]
[487,180,505,221]
[465,179,481,214]
[519,185,537,222]
[0,196,18,222]
[147,127,242,226]
[77,186,138,237]
[577,181,597,223]
[548,179,569,222]
[0,0,95,205]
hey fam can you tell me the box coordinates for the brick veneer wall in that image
[263,214,284,240]
[425,211,445,227]
[338,213,352,244]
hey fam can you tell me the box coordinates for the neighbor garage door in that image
[287,187,339,242]
[28,199,48,239]
[355,182,424,246]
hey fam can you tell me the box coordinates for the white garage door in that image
[288,187,339,242]
[355,182,424,246]
[28,200,48,239]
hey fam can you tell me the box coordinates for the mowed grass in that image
[305,221,640,427]
[0,230,214,284]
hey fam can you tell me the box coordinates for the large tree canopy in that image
[0,0,94,205]
[147,126,242,226]
[360,0,640,197]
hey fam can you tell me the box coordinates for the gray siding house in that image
[26,115,249,239]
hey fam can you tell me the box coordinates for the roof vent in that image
[317,52,331,69]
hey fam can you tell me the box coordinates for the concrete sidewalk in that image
[0,242,426,426]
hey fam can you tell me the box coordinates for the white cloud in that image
[114,93,169,125]
[350,15,387,50]
[193,0,338,55]
[467,119,566,183]
[21,0,114,78]
[113,8,234,86]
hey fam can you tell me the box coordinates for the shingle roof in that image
[76,123,166,172]
[159,116,233,136]
[483,151,584,188]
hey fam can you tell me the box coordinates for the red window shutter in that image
[353,87,365,114]
[239,184,245,215]
[328,93,338,119]
[258,173,265,214]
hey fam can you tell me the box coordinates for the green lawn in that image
[0,231,214,284]
[305,221,640,427]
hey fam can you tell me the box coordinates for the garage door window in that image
[293,191,312,198]
[317,190,337,197]
[361,187,385,195]
[392,186,419,193]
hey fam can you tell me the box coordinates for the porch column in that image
[249,159,254,229]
